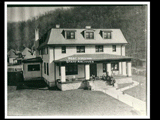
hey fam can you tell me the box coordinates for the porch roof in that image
[22,57,43,63]
[54,53,132,63]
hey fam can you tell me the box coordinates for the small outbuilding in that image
[22,57,43,81]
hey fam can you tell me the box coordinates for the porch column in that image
[127,61,132,76]
[119,62,122,74]
[107,63,111,76]
[85,64,90,80]
[61,66,66,82]
[122,62,127,76]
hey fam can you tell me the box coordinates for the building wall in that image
[41,47,56,87]
[9,58,16,64]
[39,45,126,86]
[23,62,42,80]
[54,45,124,60]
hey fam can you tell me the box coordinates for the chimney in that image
[35,28,39,41]
[56,24,60,28]
[85,26,91,29]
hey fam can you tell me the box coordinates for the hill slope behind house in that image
[7,6,147,59]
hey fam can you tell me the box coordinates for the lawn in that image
[123,75,147,102]
[7,86,140,116]
[116,82,133,90]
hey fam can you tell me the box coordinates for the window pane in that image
[28,64,40,71]
[66,64,78,75]
[108,32,111,39]
[47,63,49,75]
[62,46,66,53]
[103,63,106,72]
[44,63,46,74]
[65,66,68,72]
[77,46,85,53]
[90,32,94,38]
[103,32,111,39]
[112,45,116,52]
[115,64,117,69]
[66,31,75,39]
[95,46,99,52]
[86,32,89,39]
[71,32,75,39]
[99,46,103,52]
[96,45,103,52]
[111,63,119,70]
[86,32,94,39]
[77,46,80,53]
[67,32,70,39]
[104,32,107,38]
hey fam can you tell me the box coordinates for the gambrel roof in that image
[37,28,128,49]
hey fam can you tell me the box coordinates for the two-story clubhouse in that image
[22,25,132,90]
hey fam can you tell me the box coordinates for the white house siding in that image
[54,45,123,60]
[23,62,42,80]
[54,46,77,60]
[104,45,121,55]
[52,45,125,79]
[121,45,125,56]
[42,45,126,85]
[42,47,56,87]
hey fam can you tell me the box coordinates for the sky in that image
[7,7,70,22]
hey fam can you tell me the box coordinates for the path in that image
[89,80,146,116]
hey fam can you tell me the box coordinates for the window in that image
[44,62,46,74]
[86,32,94,39]
[59,64,78,76]
[77,46,85,53]
[47,63,49,75]
[66,31,75,39]
[39,50,41,55]
[66,64,78,75]
[112,45,116,52]
[28,64,40,71]
[103,63,107,72]
[95,45,103,52]
[62,46,66,53]
[46,47,48,54]
[103,32,111,39]
[43,48,45,55]
[111,63,119,71]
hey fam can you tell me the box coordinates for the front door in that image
[90,64,97,77]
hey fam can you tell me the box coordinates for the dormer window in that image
[100,30,112,39]
[86,32,94,39]
[103,32,111,39]
[65,31,76,39]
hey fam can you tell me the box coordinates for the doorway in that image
[90,64,97,77]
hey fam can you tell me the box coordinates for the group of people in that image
[91,72,116,86]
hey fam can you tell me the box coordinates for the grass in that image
[117,82,134,90]
[7,86,140,116]
[123,75,146,102]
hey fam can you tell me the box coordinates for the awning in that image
[54,53,132,63]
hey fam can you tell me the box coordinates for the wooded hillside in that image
[7,6,147,59]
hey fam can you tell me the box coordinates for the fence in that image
[7,71,24,86]
[132,67,146,76]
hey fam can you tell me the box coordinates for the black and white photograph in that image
[5,2,150,119]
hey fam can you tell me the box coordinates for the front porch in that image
[54,53,132,91]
